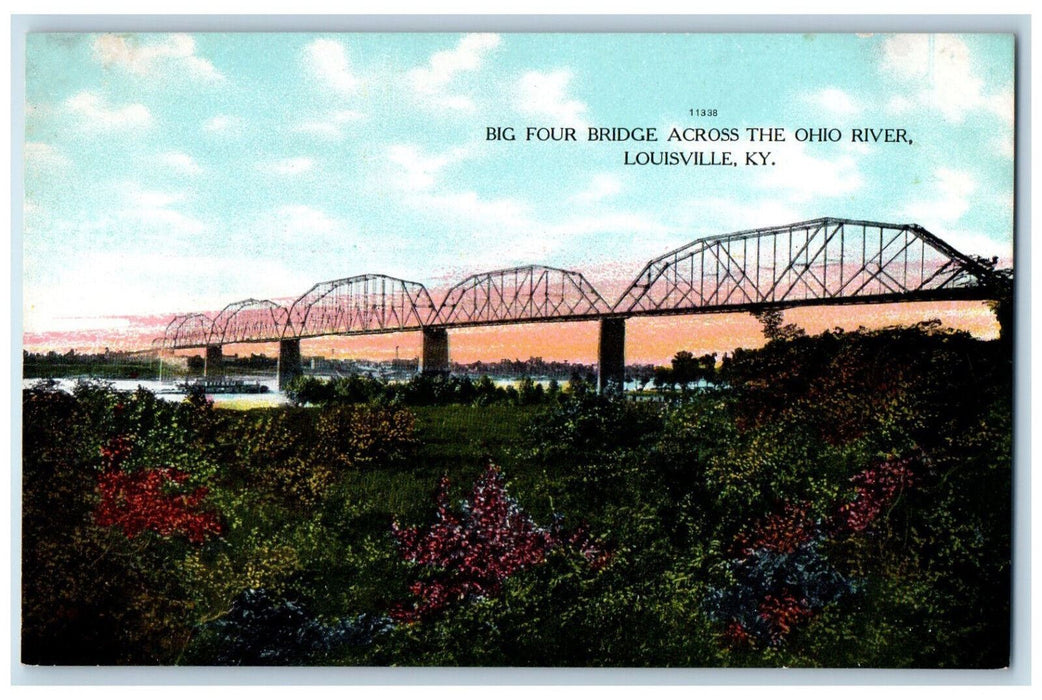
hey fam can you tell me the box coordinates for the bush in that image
[389,464,608,622]
[316,404,418,470]
[188,588,391,665]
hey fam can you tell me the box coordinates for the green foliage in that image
[653,351,718,389]
[21,381,220,664]
[287,371,565,408]
[21,322,1012,667]
[753,308,806,342]
[315,404,418,470]
[369,547,722,667]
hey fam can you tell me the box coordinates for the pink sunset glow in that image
[23,299,999,368]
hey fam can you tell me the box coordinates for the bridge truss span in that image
[613,217,997,315]
[161,313,214,350]
[435,264,611,327]
[286,273,438,339]
[209,298,290,345]
[154,217,1003,366]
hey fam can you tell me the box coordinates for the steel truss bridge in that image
[153,217,1006,390]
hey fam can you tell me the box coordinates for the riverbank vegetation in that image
[22,322,1011,667]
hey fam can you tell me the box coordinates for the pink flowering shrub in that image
[710,455,919,647]
[390,464,609,622]
[835,456,917,533]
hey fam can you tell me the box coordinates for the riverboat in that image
[178,378,270,394]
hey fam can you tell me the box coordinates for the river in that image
[21,376,290,408]
[21,374,663,409]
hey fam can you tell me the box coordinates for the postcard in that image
[20,29,1015,670]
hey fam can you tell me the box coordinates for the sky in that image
[21,32,1015,362]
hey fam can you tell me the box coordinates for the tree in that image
[753,308,805,342]
[653,366,675,390]
[973,257,1013,348]
[671,351,717,388]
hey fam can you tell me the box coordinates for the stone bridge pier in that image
[204,344,223,377]
[597,317,626,394]
[421,327,450,374]
[278,338,302,391]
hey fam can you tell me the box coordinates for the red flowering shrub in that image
[757,593,814,646]
[722,620,752,647]
[733,501,815,557]
[94,435,222,544]
[390,464,608,622]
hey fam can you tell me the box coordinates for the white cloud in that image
[380,139,671,267]
[755,141,864,202]
[994,191,1014,219]
[385,143,473,191]
[414,189,530,225]
[25,251,302,327]
[985,88,1015,127]
[992,132,1015,160]
[807,87,859,116]
[24,309,134,335]
[546,211,672,238]
[407,33,500,111]
[126,186,182,209]
[24,142,71,171]
[269,205,349,237]
[881,34,1008,124]
[158,151,202,175]
[515,70,588,126]
[279,205,339,235]
[292,122,342,139]
[202,114,243,134]
[257,157,315,176]
[379,138,679,268]
[118,183,207,235]
[303,38,359,95]
[570,174,622,205]
[132,206,208,234]
[902,167,976,224]
[886,95,914,114]
[292,109,365,139]
[64,91,152,131]
[92,34,223,83]
[410,33,500,90]
[938,228,1011,262]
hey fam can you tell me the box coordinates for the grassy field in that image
[331,403,542,527]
